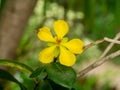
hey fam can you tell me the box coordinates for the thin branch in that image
[100,32,120,58]
[84,36,120,50]
[77,50,120,78]
[77,32,120,78]
[83,39,104,50]
[104,37,120,44]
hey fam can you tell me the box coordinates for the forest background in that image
[0,0,120,90]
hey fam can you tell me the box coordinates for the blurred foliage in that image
[0,0,7,14]
[16,0,120,89]
[0,0,120,90]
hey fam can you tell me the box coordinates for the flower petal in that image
[63,39,84,54]
[39,45,56,64]
[53,20,69,39]
[59,46,76,66]
[37,26,55,42]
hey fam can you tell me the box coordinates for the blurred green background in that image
[0,0,120,90]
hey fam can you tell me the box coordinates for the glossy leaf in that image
[0,59,33,74]
[49,79,70,90]
[0,69,26,90]
[36,80,52,90]
[30,65,46,78]
[46,63,76,88]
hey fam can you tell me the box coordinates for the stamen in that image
[56,39,61,44]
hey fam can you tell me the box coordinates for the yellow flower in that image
[37,20,84,66]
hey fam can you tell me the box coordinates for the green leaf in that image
[0,0,7,14]
[46,63,76,88]
[30,65,46,78]
[36,80,53,90]
[72,81,82,90]
[0,69,26,90]
[0,59,33,74]
[48,79,69,90]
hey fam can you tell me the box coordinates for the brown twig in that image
[100,32,120,58]
[83,39,104,50]
[104,37,120,44]
[77,50,120,77]
[84,36,120,51]
[77,32,120,78]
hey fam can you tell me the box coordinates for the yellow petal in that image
[53,20,69,39]
[63,39,84,54]
[37,26,55,42]
[39,45,56,63]
[59,46,76,66]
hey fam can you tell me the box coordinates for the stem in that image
[77,32,120,77]
[34,81,40,90]
[33,78,40,90]
[77,50,120,77]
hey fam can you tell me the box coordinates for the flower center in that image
[56,39,61,44]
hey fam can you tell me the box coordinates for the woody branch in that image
[77,32,120,78]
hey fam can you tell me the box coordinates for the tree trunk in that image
[0,0,37,59]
